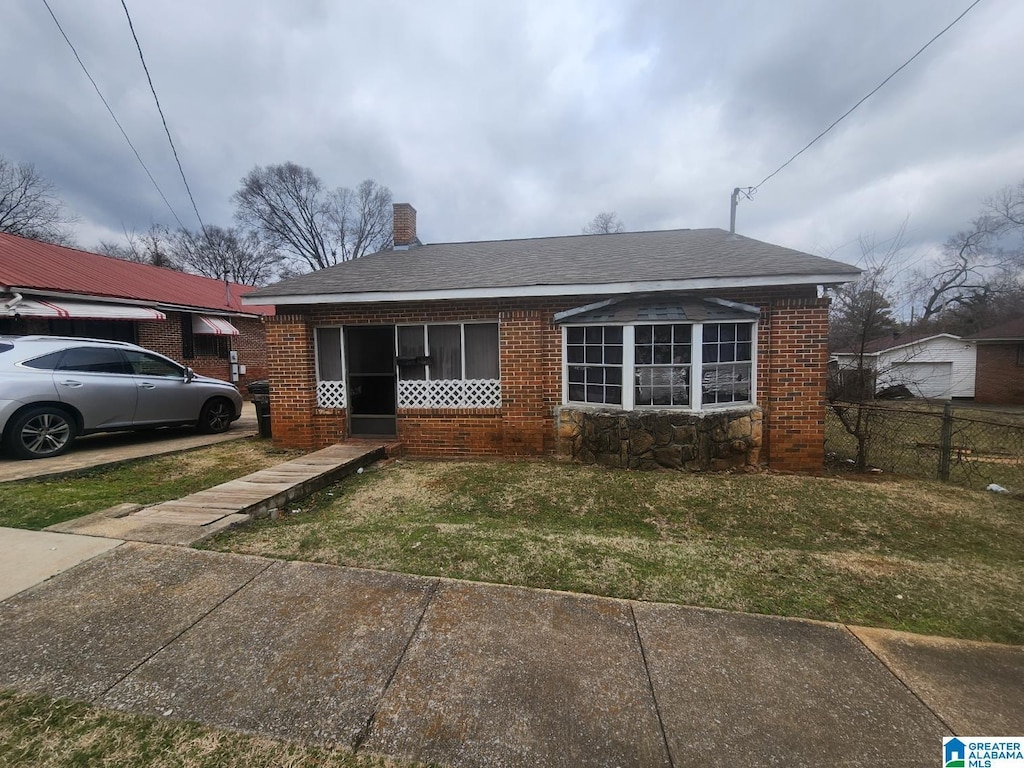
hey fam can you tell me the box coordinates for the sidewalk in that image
[1,541,1021,767]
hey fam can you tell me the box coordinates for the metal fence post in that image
[938,402,953,481]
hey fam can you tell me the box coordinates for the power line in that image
[119,0,208,234]
[41,0,189,231]
[751,0,984,192]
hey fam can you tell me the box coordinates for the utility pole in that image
[729,186,753,234]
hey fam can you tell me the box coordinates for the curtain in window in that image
[315,327,343,380]
[465,323,499,379]
[397,326,427,380]
[428,325,462,379]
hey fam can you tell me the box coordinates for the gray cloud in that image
[1,0,1021,274]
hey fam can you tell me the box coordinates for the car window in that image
[21,351,65,369]
[55,347,131,374]
[0,342,13,354]
[124,350,183,378]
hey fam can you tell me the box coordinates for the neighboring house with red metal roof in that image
[831,331,976,400]
[0,232,274,389]
[244,203,861,473]
[964,318,1024,404]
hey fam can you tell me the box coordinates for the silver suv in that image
[0,335,243,460]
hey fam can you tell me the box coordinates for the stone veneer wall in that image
[555,405,763,471]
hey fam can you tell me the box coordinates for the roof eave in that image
[246,271,859,307]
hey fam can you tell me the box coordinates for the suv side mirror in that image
[184,367,195,383]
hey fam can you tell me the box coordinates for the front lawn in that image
[206,459,1024,644]
[0,442,299,530]
[0,689,420,768]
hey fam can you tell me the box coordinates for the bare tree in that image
[908,179,1024,324]
[232,162,392,272]
[0,155,77,245]
[172,225,282,286]
[97,223,178,269]
[583,211,625,235]
[827,227,907,471]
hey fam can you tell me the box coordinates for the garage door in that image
[889,361,953,398]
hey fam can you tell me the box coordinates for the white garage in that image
[889,361,953,398]
[832,333,976,400]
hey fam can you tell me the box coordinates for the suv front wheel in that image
[197,397,234,434]
[4,406,78,460]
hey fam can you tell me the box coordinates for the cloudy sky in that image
[2,0,1021,283]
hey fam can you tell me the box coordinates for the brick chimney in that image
[393,203,418,249]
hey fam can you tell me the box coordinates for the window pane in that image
[568,366,585,383]
[22,351,64,370]
[316,328,343,380]
[585,346,603,364]
[605,345,623,364]
[605,326,623,344]
[721,324,736,342]
[428,324,462,379]
[636,326,652,344]
[585,326,602,344]
[606,385,622,404]
[57,347,129,374]
[654,325,671,343]
[396,326,426,380]
[124,351,182,377]
[567,327,584,344]
[567,345,584,363]
[465,323,499,379]
[654,344,672,364]
[568,383,585,401]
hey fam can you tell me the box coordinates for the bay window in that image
[566,326,623,405]
[563,319,755,411]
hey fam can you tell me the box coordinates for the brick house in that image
[246,204,860,472]
[0,232,273,390]
[964,318,1024,404]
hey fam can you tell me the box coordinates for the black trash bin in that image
[246,380,272,438]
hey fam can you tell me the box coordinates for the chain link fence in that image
[825,401,1024,491]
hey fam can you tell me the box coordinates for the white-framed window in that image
[563,320,756,411]
[315,327,346,408]
[565,325,623,405]
[397,322,500,408]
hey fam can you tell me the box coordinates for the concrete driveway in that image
[0,402,258,483]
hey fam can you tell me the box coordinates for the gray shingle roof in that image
[248,227,860,302]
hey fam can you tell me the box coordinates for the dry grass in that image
[0,441,301,530]
[0,690,426,768]
[208,458,1024,644]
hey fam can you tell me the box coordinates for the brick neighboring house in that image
[0,232,274,391]
[964,318,1024,404]
[245,204,860,472]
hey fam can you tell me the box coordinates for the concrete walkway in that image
[0,541,1021,767]
[45,442,387,545]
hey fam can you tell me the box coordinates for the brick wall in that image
[975,343,1024,404]
[265,287,830,472]
[138,313,268,393]
[758,297,831,472]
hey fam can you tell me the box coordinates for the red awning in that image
[192,315,239,336]
[8,298,166,320]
